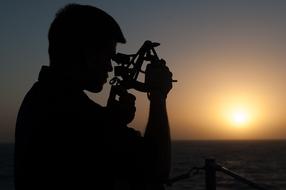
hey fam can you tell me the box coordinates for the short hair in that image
[48,4,126,65]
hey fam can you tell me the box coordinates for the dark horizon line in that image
[1,138,286,144]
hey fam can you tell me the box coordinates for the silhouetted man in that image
[15,4,172,190]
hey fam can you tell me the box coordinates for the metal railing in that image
[168,158,269,190]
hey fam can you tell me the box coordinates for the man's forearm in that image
[144,94,171,180]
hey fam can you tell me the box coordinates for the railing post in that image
[205,158,216,190]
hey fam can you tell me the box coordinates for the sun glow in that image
[219,99,256,128]
[231,109,249,126]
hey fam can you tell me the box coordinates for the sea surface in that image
[1,140,285,190]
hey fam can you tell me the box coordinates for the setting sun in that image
[231,110,249,127]
[219,99,257,129]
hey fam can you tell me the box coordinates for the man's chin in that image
[85,84,104,93]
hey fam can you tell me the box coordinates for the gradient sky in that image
[2,0,286,142]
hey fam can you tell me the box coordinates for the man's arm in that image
[144,61,173,181]
[144,93,171,180]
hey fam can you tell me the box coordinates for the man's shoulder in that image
[20,81,105,115]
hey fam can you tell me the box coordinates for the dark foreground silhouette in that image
[15,4,173,190]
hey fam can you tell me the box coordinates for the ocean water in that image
[168,140,286,190]
[0,144,14,190]
[1,141,285,190]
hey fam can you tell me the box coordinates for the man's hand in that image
[145,59,173,99]
[107,89,136,125]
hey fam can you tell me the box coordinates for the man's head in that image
[48,4,126,92]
